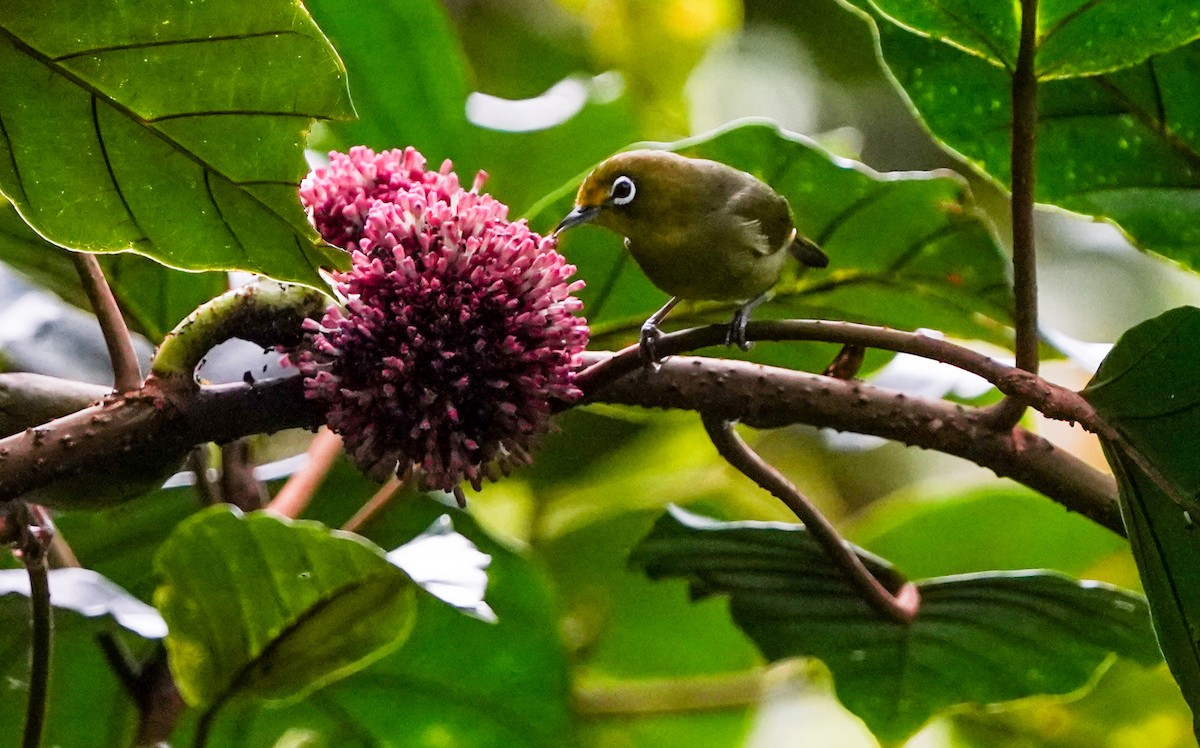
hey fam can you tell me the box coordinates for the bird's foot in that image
[726,309,754,351]
[639,320,665,370]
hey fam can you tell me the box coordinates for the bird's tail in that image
[789,234,829,268]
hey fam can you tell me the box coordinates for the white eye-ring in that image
[611,175,636,206]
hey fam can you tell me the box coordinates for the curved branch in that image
[576,320,1096,424]
[703,414,920,624]
[581,351,1122,535]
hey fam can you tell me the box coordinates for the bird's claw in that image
[726,310,754,351]
[639,320,664,370]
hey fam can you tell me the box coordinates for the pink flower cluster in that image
[296,147,588,499]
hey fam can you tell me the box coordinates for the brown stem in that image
[342,475,406,534]
[71,252,142,393]
[702,415,920,624]
[188,448,221,507]
[9,503,54,748]
[266,428,342,519]
[220,438,266,511]
[986,0,1041,428]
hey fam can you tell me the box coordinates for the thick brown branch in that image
[581,351,1122,535]
[0,353,1120,536]
[576,320,1097,425]
[0,376,322,508]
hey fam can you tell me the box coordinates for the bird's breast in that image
[626,231,788,302]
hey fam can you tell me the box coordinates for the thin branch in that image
[220,438,266,511]
[71,252,142,393]
[574,668,771,716]
[266,428,342,519]
[702,415,920,624]
[188,447,222,507]
[342,474,406,534]
[9,503,54,748]
[986,0,1041,428]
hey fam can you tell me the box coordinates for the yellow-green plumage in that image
[555,149,828,362]
[560,149,825,301]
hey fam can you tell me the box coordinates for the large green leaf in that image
[846,3,1200,269]
[852,484,1129,580]
[153,506,418,711]
[0,0,352,285]
[532,120,1014,357]
[192,501,575,748]
[632,506,1160,742]
[863,0,1200,78]
[1083,306,1200,724]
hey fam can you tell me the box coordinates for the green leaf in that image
[532,120,1014,357]
[0,596,146,747]
[0,1,352,285]
[632,506,1160,742]
[850,4,1200,269]
[0,202,228,341]
[1083,306,1200,722]
[194,501,574,748]
[303,0,475,166]
[867,0,1019,69]
[851,484,1129,580]
[153,506,417,711]
[1034,0,1200,79]
[862,0,1200,79]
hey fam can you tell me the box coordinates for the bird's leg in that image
[640,297,680,368]
[727,292,771,350]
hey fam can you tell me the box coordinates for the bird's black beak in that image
[554,204,602,235]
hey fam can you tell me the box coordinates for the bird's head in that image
[555,150,688,237]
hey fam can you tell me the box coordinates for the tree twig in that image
[702,415,920,624]
[266,428,342,519]
[8,503,55,748]
[342,474,406,534]
[71,252,142,393]
[220,438,266,511]
[984,0,1041,429]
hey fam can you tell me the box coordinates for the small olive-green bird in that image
[556,149,828,363]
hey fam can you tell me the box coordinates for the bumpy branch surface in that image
[0,344,1121,533]
[580,351,1122,534]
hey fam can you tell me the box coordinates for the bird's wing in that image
[731,217,773,256]
[726,184,793,256]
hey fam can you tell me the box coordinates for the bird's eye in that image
[611,175,636,206]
